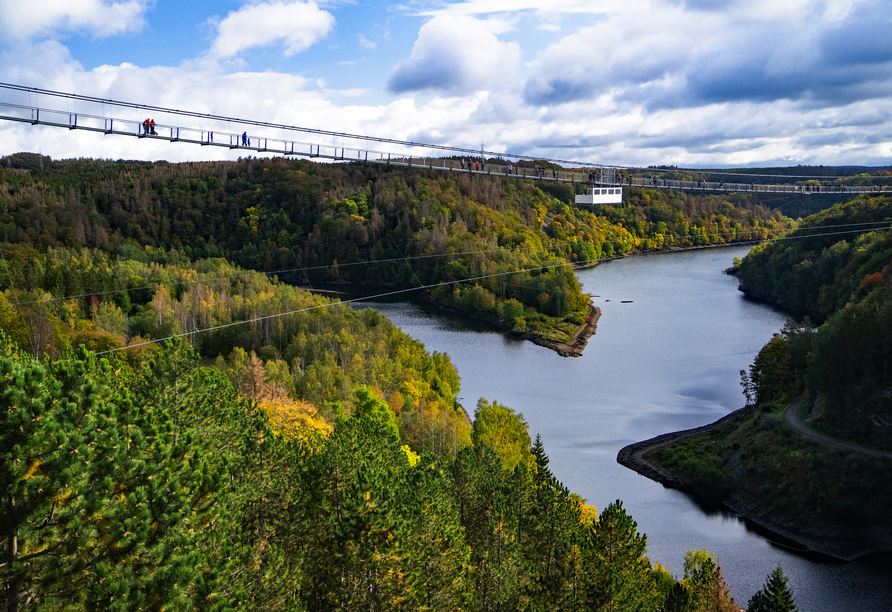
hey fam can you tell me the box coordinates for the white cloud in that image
[1,0,892,169]
[522,0,892,110]
[387,14,520,94]
[209,0,335,59]
[0,0,150,40]
[2,51,892,169]
[417,0,608,17]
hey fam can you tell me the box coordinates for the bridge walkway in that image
[1,90,890,197]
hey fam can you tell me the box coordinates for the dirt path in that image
[618,407,892,560]
[785,404,892,459]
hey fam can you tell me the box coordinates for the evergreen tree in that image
[664,580,694,612]
[585,500,657,612]
[747,566,798,612]
[523,435,585,611]
[0,341,217,611]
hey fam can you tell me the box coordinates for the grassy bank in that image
[648,401,892,558]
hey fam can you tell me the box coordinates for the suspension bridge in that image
[1,82,890,201]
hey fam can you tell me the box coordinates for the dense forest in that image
[3,336,794,611]
[0,153,792,345]
[737,195,892,446]
[0,153,801,610]
[0,249,471,453]
[653,195,892,549]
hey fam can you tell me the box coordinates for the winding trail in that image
[617,405,892,560]
[785,404,892,459]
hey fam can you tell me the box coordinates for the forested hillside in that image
[0,249,470,453]
[737,195,892,447]
[2,338,760,611]
[0,153,792,345]
[737,195,892,319]
[0,153,799,609]
[650,195,892,554]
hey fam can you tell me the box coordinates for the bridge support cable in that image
[0,81,614,169]
[0,81,890,196]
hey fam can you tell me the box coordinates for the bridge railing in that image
[1,86,891,197]
[629,177,880,194]
[385,156,617,185]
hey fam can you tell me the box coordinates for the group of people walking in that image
[456,157,558,179]
[460,158,483,172]
[142,119,157,135]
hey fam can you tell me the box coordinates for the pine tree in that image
[0,342,216,610]
[747,565,798,612]
[452,432,530,611]
[524,435,585,611]
[298,387,421,611]
[585,500,657,611]
[664,580,694,612]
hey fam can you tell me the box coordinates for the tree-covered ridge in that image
[0,248,470,452]
[733,195,892,446]
[650,195,892,552]
[0,155,793,344]
[736,194,892,318]
[0,154,798,608]
[1,340,752,611]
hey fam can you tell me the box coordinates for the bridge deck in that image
[1,97,890,197]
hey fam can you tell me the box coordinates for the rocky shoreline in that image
[617,409,891,561]
[529,303,601,357]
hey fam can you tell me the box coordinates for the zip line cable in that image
[4,242,548,306]
[0,247,39,357]
[92,220,891,357]
[94,256,594,356]
[3,218,890,308]
[0,222,880,363]
[0,149,887,309]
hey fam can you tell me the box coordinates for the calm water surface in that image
[345,245,892,611]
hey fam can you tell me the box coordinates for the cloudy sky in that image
[0,0,890,167]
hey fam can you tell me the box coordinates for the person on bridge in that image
[242,132,248,146]
[149,119,156,135]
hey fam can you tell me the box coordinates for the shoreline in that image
[532,303,601,357]
[298,277,603,358]
[617,408,892,562]
[417,297,602,358]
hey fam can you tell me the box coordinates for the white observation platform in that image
[575,187,623,205]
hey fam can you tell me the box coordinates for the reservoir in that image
[345,245,892,611]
